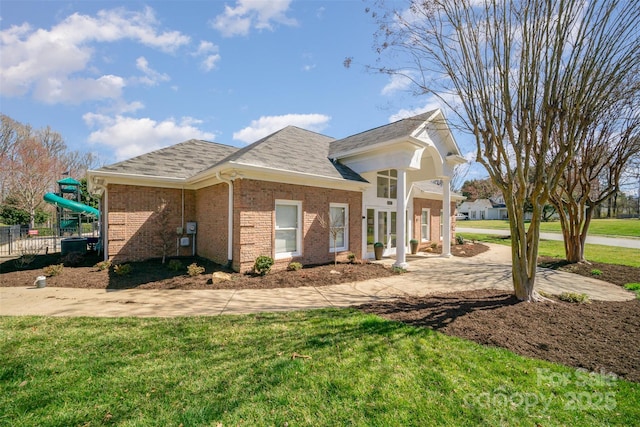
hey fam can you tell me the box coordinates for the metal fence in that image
[0,226,91,257]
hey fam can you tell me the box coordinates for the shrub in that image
[430,242,439,249]
[558,292,591,304]
[187,263,205,277]
[287,262,303,271]
[391,265,407,274]
[373,242,384,248]
[167,259,183,272]
[113,264,132,276]
[624,283,640,299]
[60,252,83,267]
[43,263,64,277]
[590,269,603,276]
[409,239,418,244]
[347,253,357,263]
[254,255,274,276]
[94,260,112,271]
[456,235,465,245]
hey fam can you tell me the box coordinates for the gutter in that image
[216,171,236,265]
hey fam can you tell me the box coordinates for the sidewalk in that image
[456,227,640,249]
[0,244,634,317]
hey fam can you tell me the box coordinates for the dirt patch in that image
[538,256,640,286]
[0,254,396,290]
[426,242,490,257]
[359,289,640,383]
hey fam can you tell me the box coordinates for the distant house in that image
[458,197,508,220]
[87,110,466,272]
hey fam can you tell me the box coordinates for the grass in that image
[460,233,640,267]
[624,283,640,299]
[2,312,639,426]
[459,218,640,239]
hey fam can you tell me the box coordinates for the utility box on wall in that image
[186,222,197,234]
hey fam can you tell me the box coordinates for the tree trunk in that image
[506,196,541,302]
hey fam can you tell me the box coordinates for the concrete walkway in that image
[1,244,634,318]
[457,227,640,249]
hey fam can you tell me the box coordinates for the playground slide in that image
[43,193,100,218]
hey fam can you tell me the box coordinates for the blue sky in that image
[1,0,479,178]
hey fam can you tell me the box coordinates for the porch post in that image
[394,168,409,268]
[442,177,452,257]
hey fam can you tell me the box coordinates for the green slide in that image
[43,192,100,218]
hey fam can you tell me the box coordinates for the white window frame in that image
[329,203,349,253]
[275,200,302,259]
[421,208,430,242]
[376,169,398,199]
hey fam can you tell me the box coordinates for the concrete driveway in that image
[0,244,634,317]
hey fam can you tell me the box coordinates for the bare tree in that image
[369,0,640,300]
[153,198,175,264]
[8,137,57,228]
[317,208,347,267]
[550,94,640,263]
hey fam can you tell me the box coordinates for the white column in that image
[394,169,409,268]
[442,177,452,257]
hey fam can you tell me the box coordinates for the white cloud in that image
[83,113,216,160]
[133,56,170,86]
[381,73,413,95]
[211,0,298,37]
[192,41,221,71]
[0,7,189,103]
[233,113,331,143]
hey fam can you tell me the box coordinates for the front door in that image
[366,208,396,257]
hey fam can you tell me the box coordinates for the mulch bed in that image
[538,256,640,286]
[359,289,640,383]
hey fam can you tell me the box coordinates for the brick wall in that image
[232,179,362,273]
[195,183,229,265]
[107,184,196,262]
[412,199,457,248]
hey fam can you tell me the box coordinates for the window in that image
[421,208,430,242]
[376,169,397,199]
[275,200,302,258]
[329,203,348,252]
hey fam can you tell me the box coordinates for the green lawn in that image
[460,219,640,239]
[2,313,638,426]
[459,233,640,267]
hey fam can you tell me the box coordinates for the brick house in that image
[87,109,465,272]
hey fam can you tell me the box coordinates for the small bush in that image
[624,283,640,299]
[558,292,591,304]
[287,262,303,271]
[187,263,205,277]
[373,242,384,248]
[254,255,274,276]
[430,242,439,249]
[14,254,36,269]
[456,235,465,245]
[94,260,112,271]
[167,259,183,272]
[60,252,83,267]
[113,264,132,276]
[347,253,357,263]
[590,269,603,276]
[391,265,407,274]
[43,263,64,277]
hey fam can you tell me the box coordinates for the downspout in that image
[216,171,235,265]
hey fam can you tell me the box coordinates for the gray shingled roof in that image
[218,126,367,182]
[95,139,238,179]
[328,110,437,157]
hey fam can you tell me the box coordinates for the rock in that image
[330,270,341,275]
[426,248,433,252]
[212,271,232,283]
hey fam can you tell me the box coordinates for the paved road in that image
[1,243,633,317]
[456,227,640,249]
